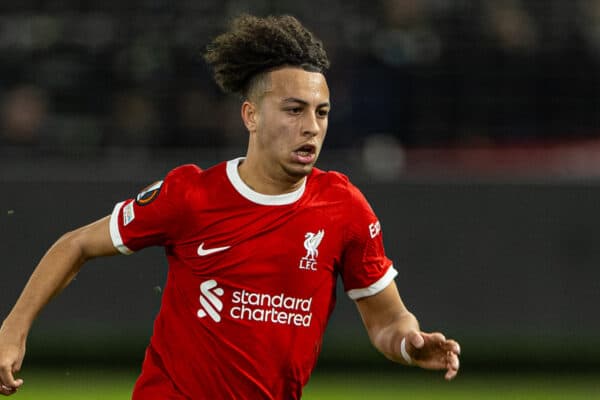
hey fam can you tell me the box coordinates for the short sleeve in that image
[339,183,397,300]
[109,165,197,254]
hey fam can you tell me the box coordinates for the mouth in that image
[292,144,317,165]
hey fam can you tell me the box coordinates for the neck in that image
[237,156,306,195]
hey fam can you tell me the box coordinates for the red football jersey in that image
[109,158,397,399]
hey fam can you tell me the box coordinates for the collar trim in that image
[226,158,306,205]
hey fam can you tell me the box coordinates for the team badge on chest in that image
[299,229,324,271]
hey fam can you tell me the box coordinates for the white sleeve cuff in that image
[109,201,134,255]
[346,265,398,300]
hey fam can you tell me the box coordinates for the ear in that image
[241,100,258,133]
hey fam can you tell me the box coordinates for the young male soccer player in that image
[0,14,460,399]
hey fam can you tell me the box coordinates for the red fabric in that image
[111,160,394,399]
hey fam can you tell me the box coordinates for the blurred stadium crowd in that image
[2,0,600,154]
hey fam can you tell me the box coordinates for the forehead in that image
[264,67,329,104]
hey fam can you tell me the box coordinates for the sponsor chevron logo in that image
[197,279,224,322]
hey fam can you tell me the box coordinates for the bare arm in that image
[0,216,118,395]
[356,281,461,380]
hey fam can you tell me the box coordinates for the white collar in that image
[225,157,306,205]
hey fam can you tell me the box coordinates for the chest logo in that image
[197,242,231,256]
[299,230,324,271]
[197,280,224,322]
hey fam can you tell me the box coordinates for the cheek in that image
[320,119,328,134]
[259,123,289,150]
[256,112,299,150]
[267,120,297,142]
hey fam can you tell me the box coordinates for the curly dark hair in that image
[204,14,330,98]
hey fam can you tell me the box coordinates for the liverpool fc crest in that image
[299,230,324,271]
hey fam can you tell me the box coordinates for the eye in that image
[286,107,303,115]
[317,108,330,118]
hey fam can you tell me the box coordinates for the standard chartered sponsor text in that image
[230,289,312,327]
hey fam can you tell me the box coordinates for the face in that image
[243,67,330,181]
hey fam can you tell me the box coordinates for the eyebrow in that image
[282,97,330,108]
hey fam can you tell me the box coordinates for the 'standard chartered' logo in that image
[197,280,313,327]
[299,229,324,271]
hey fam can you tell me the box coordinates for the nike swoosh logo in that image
[197,242,231,256]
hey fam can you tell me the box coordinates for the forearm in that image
[355,282,422,365]
[2,216,116,338]
[2,231,88,336]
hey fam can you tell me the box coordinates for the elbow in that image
[52,216,117,263]
[53,229,91,265]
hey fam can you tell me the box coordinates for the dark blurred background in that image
[2,0,600,375]
[4,0,600,152]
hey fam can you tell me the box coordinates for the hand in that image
[402,330,461,380]
[0,329,25,396]
[0,356,24,396]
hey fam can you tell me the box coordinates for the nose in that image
[302,111,320,137]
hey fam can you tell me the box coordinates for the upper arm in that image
[339,182,396,299]
[108,166,198,254]
[64,216,120,260]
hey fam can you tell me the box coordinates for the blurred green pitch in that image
[11,368,600,399]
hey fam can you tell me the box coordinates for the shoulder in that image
[146,164,207,203]
[163,162,228,186]
[153,164,200,199]
[309,168,349,190]
[160,162,230,205]
[309,168,370,206]
[165,164,203,183]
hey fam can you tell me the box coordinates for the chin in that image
[284,162,314,179]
